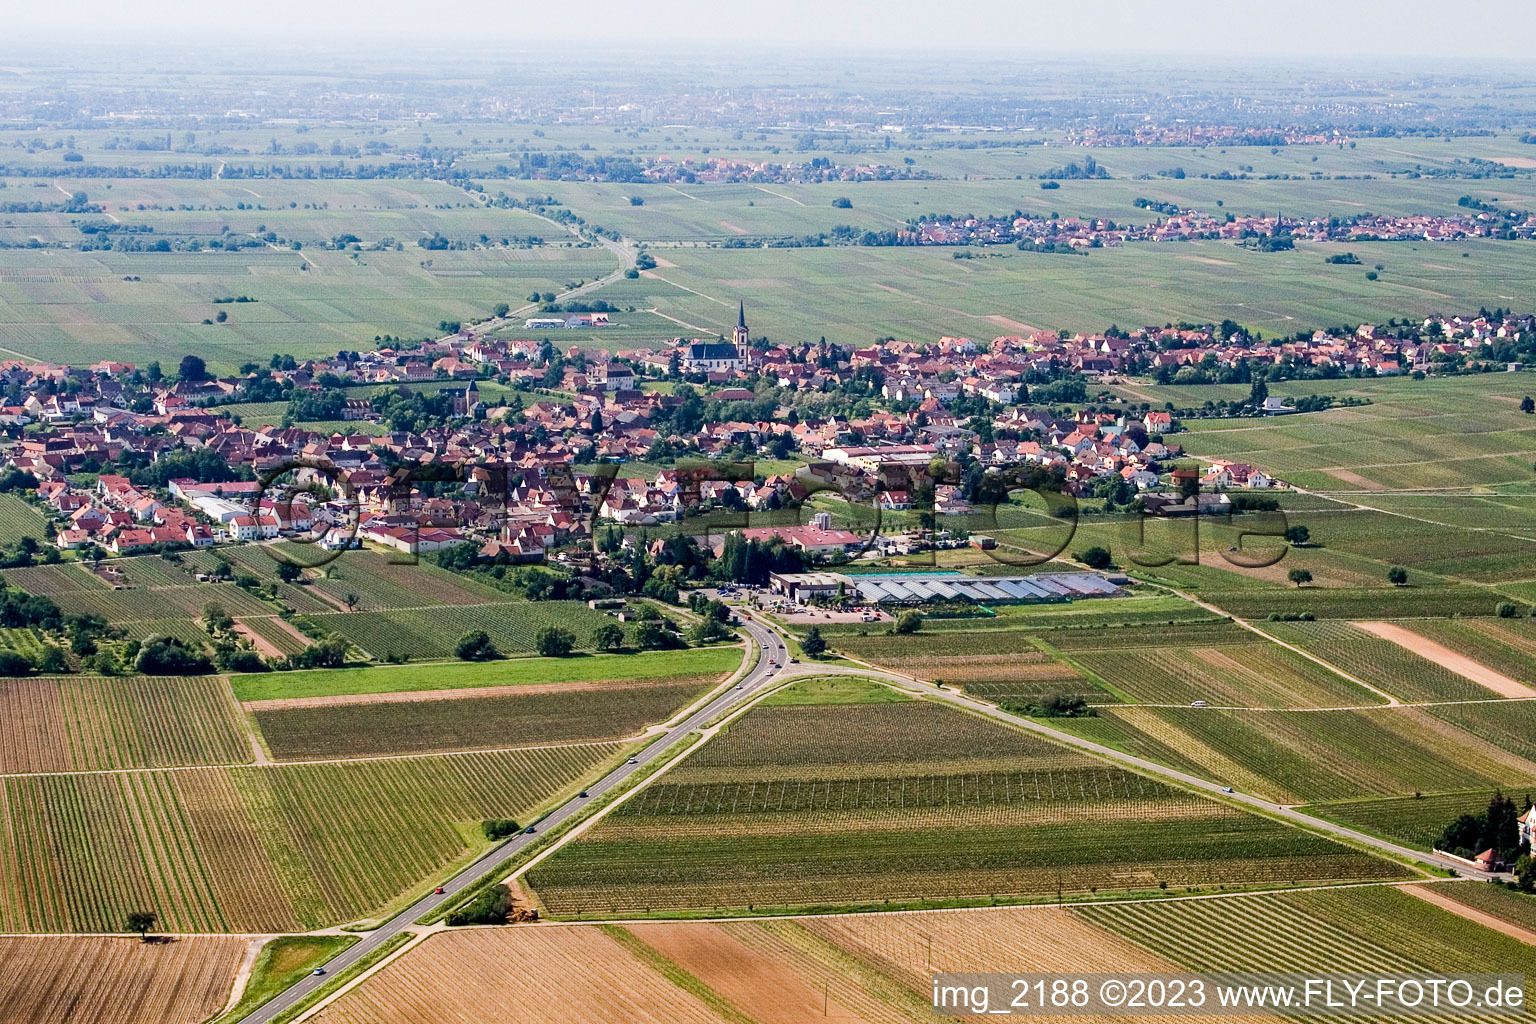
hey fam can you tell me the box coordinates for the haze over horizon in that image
[4,0,1531,61]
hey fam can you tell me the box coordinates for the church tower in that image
[733,300,750,368]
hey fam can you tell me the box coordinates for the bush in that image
[535,626,577,658]
[135,636,214,675]
[831,197,852,209]
[216,648,269,673]
[482,819,521,840]
[455,629,500,661]
[1074,546,1112,569]
[1002,693,1095,718]
[446,884,511,927]
[1498,602,1521,619]
[893,610,922,635]
[0,651,32,676]
[32,645,68,674]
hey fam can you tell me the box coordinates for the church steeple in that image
[732,300,750,368]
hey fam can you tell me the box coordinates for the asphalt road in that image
[241,620,789,1023]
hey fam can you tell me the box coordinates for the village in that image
[904,202,1535,249]
[1,303,1530,565]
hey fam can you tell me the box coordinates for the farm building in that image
[769,571,849,602]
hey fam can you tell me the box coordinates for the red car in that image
[434,886,445,894]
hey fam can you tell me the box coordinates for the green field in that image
[525,694,1407,916]
[594,238,1536,348]
[230,645,741,701]
[0,246,623,373]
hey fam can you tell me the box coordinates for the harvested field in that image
[325,893,1529,1024]
[316,908,1201,1024]
[313,927,734,1024]
[1354,621,1536,699]
[0,935,249,1024]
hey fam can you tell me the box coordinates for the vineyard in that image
[297,549,510,610]
[0,493,47,547]
[306,600,615,660]
[1262,621,1508,702]
[1392,618,1536,686]
[1204,586,1504,620]
[1079,885,1536,983]
[1060,705,1536,804]
[0,935,249,1024]
[237,616,312,656]
[1309,790,1513,849]
[826,633,1103,705]
[51,581,276,622]
[1066,641,1383,708]
[525,700,1406,916]
[251,677,717,760]
[0,743,620,933]
[0,675,250,773]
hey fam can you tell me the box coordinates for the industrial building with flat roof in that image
[768,570,1122,605]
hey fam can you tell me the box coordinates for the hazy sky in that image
[8,0,1533,58]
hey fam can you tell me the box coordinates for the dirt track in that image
[1354,621,1536,699]
[1403,884,1536,947]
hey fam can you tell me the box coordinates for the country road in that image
[240,619,790,1023]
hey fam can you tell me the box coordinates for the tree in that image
[802,626,827,656]
[202,602,232,632]
[0,651,30,677]
[894,610,922,635]
[343,591,359,611]
[1284,525,1310,546]
[1388,566,1408,586]
[1522,396,1535,415]
[632,619,667,650]
[1248,378,1269,406]
[1074,546,1112,570]
[454,629,499,661]
[592,623,625,652]
[33,646,68,674]
[535,626,577,657]
[178,355,207,382]
[493,302,511,319]
[1287,568,1313,587]
[1498,601,1521,619]
[125,910,157,941]
[135,636,214,675]
[276,562,302,584]
[1517,854,1536,894]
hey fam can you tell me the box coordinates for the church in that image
[679,301,752,373]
